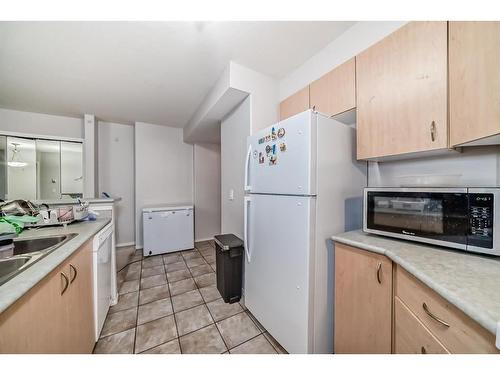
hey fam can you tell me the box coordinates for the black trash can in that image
[214,234,244,304]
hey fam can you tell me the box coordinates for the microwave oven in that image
[363,187,500,256]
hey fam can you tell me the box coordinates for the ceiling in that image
[0,21,354,127]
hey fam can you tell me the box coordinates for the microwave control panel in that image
[468,193,494,249]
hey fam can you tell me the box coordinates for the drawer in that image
[395,297,449,354]
[395,266,498,353]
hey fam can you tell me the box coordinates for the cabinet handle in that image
[376,262,382,284]
[430,121,436,142]
[421,346,427,354]
[69,264,78,284]
[61,272,69,295]
[422,302,450,328]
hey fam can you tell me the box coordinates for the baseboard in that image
[116,242,135,248]
[195,237,214,243]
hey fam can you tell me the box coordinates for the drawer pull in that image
[69,264,78,284]
[421,346,427,354]
[61,272,69,295]
[422,302,450,328]
[376,262,382,284]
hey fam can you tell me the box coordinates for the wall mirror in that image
[0,135,84,201]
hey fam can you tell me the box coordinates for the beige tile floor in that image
[94,241,287,354]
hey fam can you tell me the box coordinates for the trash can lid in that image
[214,234,244,251]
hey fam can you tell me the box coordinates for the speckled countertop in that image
[331,230,500,338]
[0,219,110,315]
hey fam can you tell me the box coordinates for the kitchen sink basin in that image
[13,233,78,256]
[0,256,31,285]
[0,233,78,287]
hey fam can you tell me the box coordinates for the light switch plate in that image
[229,189,234,201]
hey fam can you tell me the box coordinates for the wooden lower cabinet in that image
[334,242,499,354]
[0,239,95,353]
[334,243,393,353]
[395,297,449,354]
[395,266,499,354]
[65,240,95,353]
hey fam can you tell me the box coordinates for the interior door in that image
[247,110,315,195]
[244,193,315,353]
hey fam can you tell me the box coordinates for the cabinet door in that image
[0,265,68,353]
[279,86,310,121]
[65,239,95,353]
[334,243,392,353]
[356,22,448,159]
[310,58,356,117]
[449,22,500,146]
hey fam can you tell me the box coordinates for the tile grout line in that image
[131,251,144,354]
[227,332,271,354]
[185,246,229,354]
[164,253,183,354]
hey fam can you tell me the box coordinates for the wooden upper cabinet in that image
[356,22,448,160]
[449,22,500,146]
[279,86,310,121]
[310,58,356,117]
[334,243,393,354]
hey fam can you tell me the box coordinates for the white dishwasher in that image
[93,223,116,340]
[142,204,194,256]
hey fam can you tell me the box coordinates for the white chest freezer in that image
[142,204,194,256]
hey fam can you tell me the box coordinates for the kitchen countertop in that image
[34,197,121,205]
[0,218,111,315]
[331,230,500,338]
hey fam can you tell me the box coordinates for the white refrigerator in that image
[243,109,366,354]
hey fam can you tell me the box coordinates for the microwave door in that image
[365,190,468,250]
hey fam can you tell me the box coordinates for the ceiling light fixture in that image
[8,143,28,168]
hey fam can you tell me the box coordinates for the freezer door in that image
[143,209,194,256]
[246,110,316,195]
[244,194,315,353]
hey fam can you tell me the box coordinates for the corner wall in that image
[98,121,135,246]
[220,96,251,238]
[135,122,194,248]
[194,143,221,241]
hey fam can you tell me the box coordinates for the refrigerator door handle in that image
[244,196,251,262]
[244,144,252,192]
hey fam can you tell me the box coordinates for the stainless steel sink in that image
[13,234,77,256]
[0,233,78,286]
[0,256,31,285]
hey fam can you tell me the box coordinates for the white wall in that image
[230,61,279,134]
[194,143,221,241]
[279,21,407,101]
[368,147,500,188]
[220,96,251,238]
[135,121,194,248]
[0,108,83,139]
[98,121,135,246]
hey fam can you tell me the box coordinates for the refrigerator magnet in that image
[277,128,285,138]
[259,152,264,164]
[271,127,277,140]
[272,144,276,154]
[253,150,258,159]
[258,137,264,144]
[269,155,278,165]
[266,145,272,154]
[279,142,287,152]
